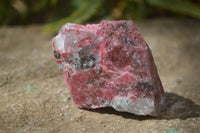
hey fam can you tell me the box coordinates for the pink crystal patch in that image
[52,20,165,116]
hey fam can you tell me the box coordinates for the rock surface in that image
[52,20,165,116]
[1,18,200,133]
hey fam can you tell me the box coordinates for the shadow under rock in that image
[84,93,200,120]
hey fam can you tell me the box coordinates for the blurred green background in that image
[1,0,200,33]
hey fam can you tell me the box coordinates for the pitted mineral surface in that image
[52,20,165,116]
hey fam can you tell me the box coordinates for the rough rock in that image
[52,20,165,116]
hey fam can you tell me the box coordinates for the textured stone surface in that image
[1,18,200,133]
[52,20,165,116]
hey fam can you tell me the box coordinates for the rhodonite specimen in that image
[52,20,165,116]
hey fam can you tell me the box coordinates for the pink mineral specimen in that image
[52,20,165,116]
